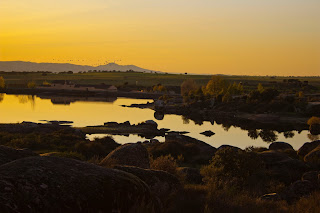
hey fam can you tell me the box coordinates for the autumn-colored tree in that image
[203,76,229,96]
[27,81,36,89]
[0,76,5,88]
[257,83,264,93]
[181,79,197,95]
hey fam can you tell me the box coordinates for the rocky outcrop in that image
[147,135,216,165]
[286,180,314,200]
[177,167,203,184]
[304,145,320,166]
[297,140,320,158]
[258,151,307,183]
[0,145,38,166]
[100,143,150,169]
[217,145,242,152]
[114,165,181,204]
[269,142,294,151]
[0,156,157,213]
[302,171,319,187]
[310,124,320,135]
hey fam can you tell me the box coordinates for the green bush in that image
[201,147,265,190]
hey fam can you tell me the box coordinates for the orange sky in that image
[0,0,319,75]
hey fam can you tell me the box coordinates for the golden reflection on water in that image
[0,94,313,149]
[0,94,153,126]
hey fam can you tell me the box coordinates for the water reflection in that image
[181,116,190,124]
[283,131,295,139]
[308,134,320,141]
[154,111,164,120]
[15,95,35,109]
[0,93,316,149]
[49,96,117,105]
[0,94,4,103]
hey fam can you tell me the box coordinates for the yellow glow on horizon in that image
[1,0,319,75]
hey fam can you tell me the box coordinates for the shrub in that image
[201,147,265,190]
[150,155,178,175]
[307,117,320,126]
[27,81,36,88]
[181,79,197,96]
[0,76,5,88]
[205,184,288,213]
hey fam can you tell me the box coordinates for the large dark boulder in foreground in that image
[297,140,320,158]
[177,167,203,184]
[302,171,319,187]
[258,151,307,183]
[285,180,314,201]
[100,143,150,169]
[304,145,320,166]
[310,124,320,135]
[114,165,181,205]
[217,145,242,152]
[269,142,294,151]
[146,135,216,165]
[0,156,157,213]
[0,145,38,166]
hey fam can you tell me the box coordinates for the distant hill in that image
[0,61,162,73]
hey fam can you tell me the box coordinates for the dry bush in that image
[150,155,178,175]
[289,191,320,213]
[167,184,207,213]
[205,184,288,213]
[307,116,320,126]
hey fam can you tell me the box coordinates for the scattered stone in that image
[150,139,160,143]
[148,135,216,165]
[144,120,158,128]
[304,145,320,166]
[104,122,118,126]
[297,140,320,158]
[302,171,319,187]
[269,142,294,151]
[259,151,307,183]
[114,165,181,203]
[310,124,320,135]
[100,143,150,169]
[218,145,242,152]
[287,180,314,200]
[200,131,215,137]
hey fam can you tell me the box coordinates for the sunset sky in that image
[0,0,319,75]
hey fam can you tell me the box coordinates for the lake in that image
[0,93,317,149]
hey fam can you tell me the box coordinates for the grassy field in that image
[1,72,320,90]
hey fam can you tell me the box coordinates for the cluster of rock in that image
[0,144,181,212]
[260,140,320,201]
[104,120,158,129]
[0,123,83,136]
[1,127,320,212]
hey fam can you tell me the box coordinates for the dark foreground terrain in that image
[0,122,320,212]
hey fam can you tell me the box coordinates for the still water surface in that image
[0,94,316,149]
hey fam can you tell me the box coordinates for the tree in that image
[27,81,36,89]
[0,76,5,89]
[222,91,231,103]
[257,83,264,93]
[181,79,197,95]
[204,76,229,96]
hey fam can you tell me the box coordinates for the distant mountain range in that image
[0,61,162,73]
